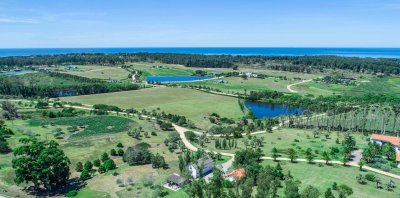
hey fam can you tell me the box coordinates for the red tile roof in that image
[371,134,400,147]
[228,168,245,180]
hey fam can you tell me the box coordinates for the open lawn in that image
[60,87,244,128]
[57,65,130,80]
[182,76,296,94]
[202,128,370,160]
[293,77,400,96]
[262,161,400,198]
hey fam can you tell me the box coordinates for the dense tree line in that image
[0,72,140,97]
[1,53,399,74]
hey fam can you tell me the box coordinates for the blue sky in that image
[0,0,399,48]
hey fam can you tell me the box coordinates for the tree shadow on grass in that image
[24,177,86,197]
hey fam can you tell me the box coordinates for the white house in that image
[187,156,214,178]
[370,134,400,168]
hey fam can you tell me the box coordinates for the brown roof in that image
[371,134,400,147]
[228,168,245,180]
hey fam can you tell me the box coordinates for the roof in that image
[189,156,214,172]
[228,168,245,180]
[371,134,400,147]
[167,174,185,184]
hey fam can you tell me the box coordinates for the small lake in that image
[0,70,34,75]
[245,101,303,118]
[145,76,213,83]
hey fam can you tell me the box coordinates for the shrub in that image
[365,174,376,182]
[80,169,91,180]
[118,149,124,156]
[117,142,123,148]
[75,162,83,172]
[151,131,157,136]
[93,159,101,167]
[223,179,232,188]
[98,164,107,173]
[66,190,78,197]
[110,149,117,156]
[104,159,116,170]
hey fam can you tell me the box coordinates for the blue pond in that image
[245,101,303,118]
[145,76,212,83]
[0,70,34,75]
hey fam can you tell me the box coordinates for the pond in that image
[145,76,213,83]
[0,70,34,75]
[245,101,303,118]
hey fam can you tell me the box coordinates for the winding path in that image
[287,79,312,93]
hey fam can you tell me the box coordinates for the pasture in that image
[262,161,400,198]
[183,76,296,94]
[58,65,130,80]
[60,87,244,128]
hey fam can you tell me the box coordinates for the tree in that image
[178,155,185,173]
[84,161,93,171]
[80,169,91,180]
[305,148,314,164]
[151,153,166,169]
[211,169,224,198]
[324,188,335,198]
[338,184,353,197]
[117,142,123,148]
[101,152,110,162]
[288,148,297,163]
[110,149,117,156]
[341,155,349,166]
[12,138,70,191]
[272,147,279,161]
[358,160,365,171]
[241,178,254,198]
[256,166,275,198]
[1,101,19,119]
[93,159,101,167]
[75,162,83,172]
[285,179,300,198]
[382,143,396,161]
[301,185,320,198]
[98,164,107,173]
[123,145,152,166]
[103,159,116,170]
[117,148,124,156]
[323,151,330,165]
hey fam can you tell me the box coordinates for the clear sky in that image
[0,0,399,48]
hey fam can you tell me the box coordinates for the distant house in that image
[216,79,225,84]
[370,134,400,167]
[152,65,163,69]
[339,77,355,83]
[226,168,245,182]
[187,156,214,178]
[165,173,187,190]
[240,72,258,78]
[108,79,121,83]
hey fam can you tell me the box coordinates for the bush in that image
[151,131,157,136]
[110,149,117,156]
[104,159,116,170]
[365,174,376,182]
[93,159,101,167]
[117,142,123,148]
[66,190,78,197]
[80,169,91,180]
[223,179,232,188]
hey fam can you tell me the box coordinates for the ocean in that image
[0,48,399,58]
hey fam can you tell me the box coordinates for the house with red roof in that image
[370,134,400,168]
[226,168,245,182]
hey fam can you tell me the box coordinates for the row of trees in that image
[2,53,399,74]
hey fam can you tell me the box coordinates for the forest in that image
[1,53,399,74]
[0,72,140,97]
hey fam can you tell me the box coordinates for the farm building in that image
[165,173,187,190]
[187,156,214,178]
[370,134,400,167]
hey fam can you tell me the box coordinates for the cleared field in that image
[59,65,129,80]
[262,161,400,198]
[183,76,296,94]
[293,77,400,96]
[61,87,244,128]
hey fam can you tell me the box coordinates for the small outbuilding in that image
[165,173,187,190]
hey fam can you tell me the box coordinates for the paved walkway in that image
[287,79,312,93]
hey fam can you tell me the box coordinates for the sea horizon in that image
[0,47,399,58]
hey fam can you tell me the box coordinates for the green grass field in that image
[182,76,296,94]
[262,161,400,198]
[293,77,400,96]
[60,87,244,128]
[203,128,370,160]
[57,65,130,80]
